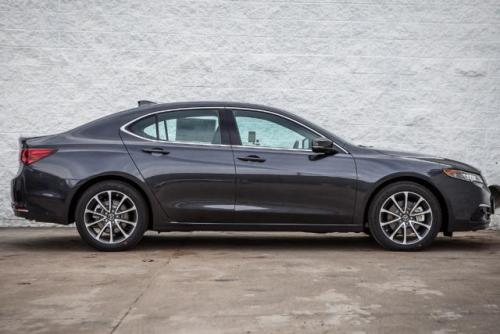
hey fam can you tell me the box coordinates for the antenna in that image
[138,100,157,107]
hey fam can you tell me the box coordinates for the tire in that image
[75,181,149,251]
[368,181,442,251]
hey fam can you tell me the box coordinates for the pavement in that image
[0,228,499,334]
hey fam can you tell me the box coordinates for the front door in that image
[229,109,357,225]
[121,108,235,222]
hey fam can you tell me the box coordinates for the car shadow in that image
[2,230,498,253]
[137,234,382,252]
[135,233,499,253]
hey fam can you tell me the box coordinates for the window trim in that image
[228,108,348,154]
[230,109,319,152]
[120,106,348,154]
[121,107,229,147]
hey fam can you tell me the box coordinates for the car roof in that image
[130,101,287,114]
[125,101,316,127]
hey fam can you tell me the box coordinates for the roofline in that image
[131,101,282,112]
[120,101,353,153]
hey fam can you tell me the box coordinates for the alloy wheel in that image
[84,190,138,244]
[379,191,433,245]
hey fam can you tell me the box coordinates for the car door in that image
[228,108,357,225]
[121,108,236,223]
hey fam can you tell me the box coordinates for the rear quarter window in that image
[127,116,157,140]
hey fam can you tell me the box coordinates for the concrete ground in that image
[0,228,499,334]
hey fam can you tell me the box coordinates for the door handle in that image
[142,147,169,155]
[237,155,266,162]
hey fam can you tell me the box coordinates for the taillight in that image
[20,148,56,165]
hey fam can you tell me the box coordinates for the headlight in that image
[443,168,483,184]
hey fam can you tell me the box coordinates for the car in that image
[11,101,495,251]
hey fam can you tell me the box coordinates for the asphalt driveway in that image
[0,228,499,333]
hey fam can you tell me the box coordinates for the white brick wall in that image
[1,0,499,226]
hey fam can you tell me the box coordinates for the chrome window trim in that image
[120,106,349,154]
[229,107,348,154]
[232,145,313,154]
[120,107,226,146]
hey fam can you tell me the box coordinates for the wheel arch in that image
[66,173,155,229]
[362,175,450,232]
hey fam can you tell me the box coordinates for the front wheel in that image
[368,182,442,251]
[75,181,149,251]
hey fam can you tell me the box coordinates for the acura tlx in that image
[11,101,495,251]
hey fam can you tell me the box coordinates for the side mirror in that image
[312,138,336,154]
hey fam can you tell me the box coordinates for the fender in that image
[353,171,451,230]
[64,171,170,228]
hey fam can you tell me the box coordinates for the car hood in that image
[372,148,481,174]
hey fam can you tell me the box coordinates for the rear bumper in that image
[11,168,72,225]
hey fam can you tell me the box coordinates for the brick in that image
[1,0,500,224]
[0,30,58,47]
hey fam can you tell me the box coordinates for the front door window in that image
[233,110,317,150]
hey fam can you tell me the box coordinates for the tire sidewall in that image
[368,182,442,251]
[75,181,148,251]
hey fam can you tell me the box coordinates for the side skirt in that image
[153,222,364,233]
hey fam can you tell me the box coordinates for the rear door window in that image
[127,109,221,144]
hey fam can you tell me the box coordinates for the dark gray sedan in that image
[11,101,494,251]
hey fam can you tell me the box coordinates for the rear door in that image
[228,108,357,225]
[121,108,236,222]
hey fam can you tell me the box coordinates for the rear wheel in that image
[368,182,442,251]
[75,181,148,251]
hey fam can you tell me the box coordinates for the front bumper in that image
[453,201,494,231]
[437,175,494,232]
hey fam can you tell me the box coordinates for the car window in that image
[128,110,221,144]
[233,110,317,150]
[128,115,158,140]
